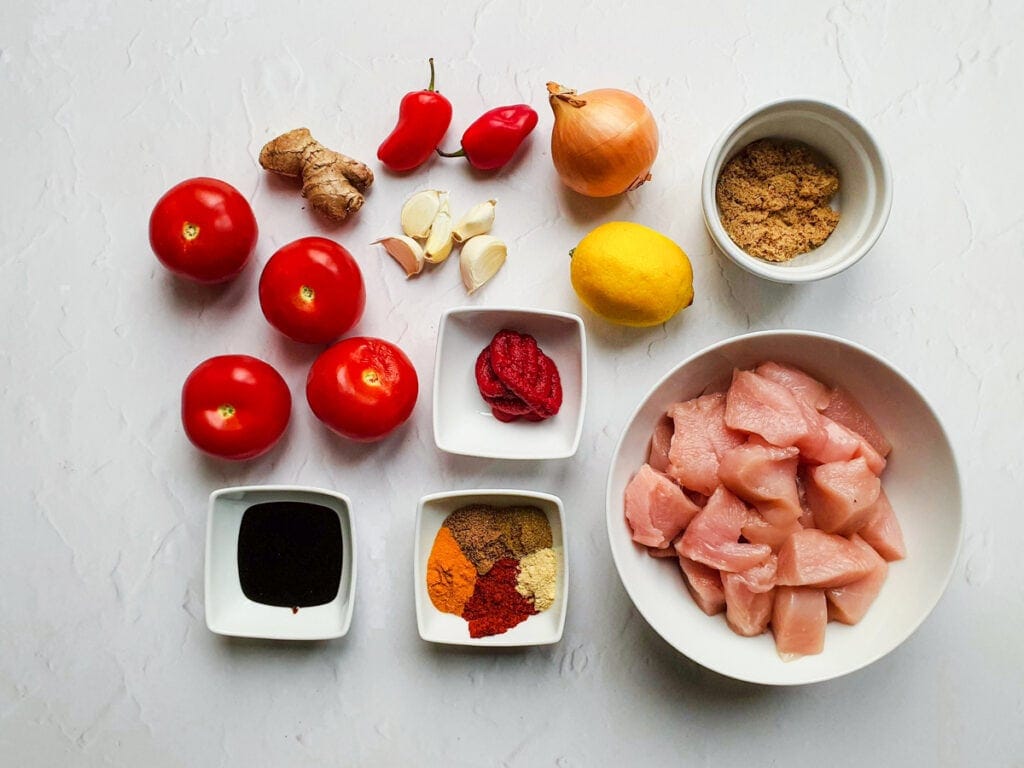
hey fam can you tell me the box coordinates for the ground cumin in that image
[716,138,840,262]
[444,504,552,575]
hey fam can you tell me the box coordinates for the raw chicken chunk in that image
[718,440,801,526]
[624,464,702,549]
[857,489,907,561]
[725,369,826,453]
[646,543,679,559]
[800,416,859,465]
[822,387,892,457]
[677,487,772,573]
[826,535,889,625]
[776,528,878,588]
[755,361,831,410]
[647,415,674,473]
[677,556,726,616]
[666,393,745,495]
[727,554,777,593]
[772,587,827,660]
[723,574,775,637]
[804,457,882,535]
[741,513,804,550]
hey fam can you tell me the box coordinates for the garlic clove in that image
[374,236,425,278]
[423,202,454,264]
[459,235,507,294]
[400,189,445,239]
[452,199,497,243]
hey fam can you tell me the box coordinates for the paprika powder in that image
[460,558,536,638]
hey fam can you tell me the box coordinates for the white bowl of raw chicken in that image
[606,330,962,685]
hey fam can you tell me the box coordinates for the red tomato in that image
[181,355,291,460]
[149,177,258,283]
[306,337,418,441]
[258,237,366,344]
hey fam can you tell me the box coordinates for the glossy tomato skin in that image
[259,237,366,344]
[181,355,291,460]
[149,177,258,283]
[306,337,418,442]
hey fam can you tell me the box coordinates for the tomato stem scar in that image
[300,285,315,303]
[182,222,200,241]
[361,368,381,387]
[218,404,236,419]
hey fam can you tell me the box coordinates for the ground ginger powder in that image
[716,138,840,262]
[426,525,477,615]
[515,547,558,611]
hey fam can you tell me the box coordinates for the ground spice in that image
[460,558,537,637]
[425,525,477,615]
[515,547,558,611]
[444,504,552,575]
[716,138,840,262]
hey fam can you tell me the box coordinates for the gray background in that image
[1,1,1020,765]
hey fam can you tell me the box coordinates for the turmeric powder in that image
[426,525,477,615]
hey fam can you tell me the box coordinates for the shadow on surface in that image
[557,183,631,226]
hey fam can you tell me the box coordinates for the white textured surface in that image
[1,1,1021,765]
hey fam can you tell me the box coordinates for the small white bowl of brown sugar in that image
[701,98,892,283]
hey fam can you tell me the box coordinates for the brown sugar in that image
[716,138,840,262]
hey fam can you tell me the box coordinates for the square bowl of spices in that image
[432,307,587,460]
[204,485,356,640]
[701,98,892,283]
[415,489,568,646]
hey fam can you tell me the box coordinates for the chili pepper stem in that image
[427,57,436,92]
[435,147,467,158]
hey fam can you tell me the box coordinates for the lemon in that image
[570,222,694,327]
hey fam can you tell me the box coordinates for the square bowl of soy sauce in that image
[204,485,355,640]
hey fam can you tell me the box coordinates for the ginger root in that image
[259,128,373,222]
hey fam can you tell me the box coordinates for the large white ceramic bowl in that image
[702,98,892,283]
[606,330,961,685]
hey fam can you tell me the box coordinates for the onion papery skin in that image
[548,83,659,198]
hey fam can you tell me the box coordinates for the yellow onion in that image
[547,81,659,198]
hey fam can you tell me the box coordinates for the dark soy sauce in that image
[237,501,343,609]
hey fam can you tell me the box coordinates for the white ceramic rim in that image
[414,488,569,647]
[431,306,588,460]
[605,329,963,684]
[701,97,893,284]
[204,484,357,640]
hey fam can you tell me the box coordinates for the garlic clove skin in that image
[374,236,425,278]
[423,204,454,264]
[452,199,497,243]
[459,235,507,294]
[400,190,445,239]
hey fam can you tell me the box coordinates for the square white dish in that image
[414,489,568,646]
[204,485,356,640]
[432,307,587,460]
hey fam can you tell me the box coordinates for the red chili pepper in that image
[437,104,539,170]
[377,59,453,172]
